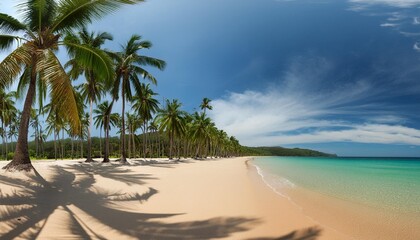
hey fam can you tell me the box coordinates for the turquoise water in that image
[253,156,420,214]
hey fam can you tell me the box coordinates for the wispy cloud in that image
[349,0,420,7]
[380,23,398,27]
[210,56,420,147]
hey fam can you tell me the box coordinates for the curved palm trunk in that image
[86,99,94,162]
[3,66,36,171]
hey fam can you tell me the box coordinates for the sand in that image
[0,157,352,239]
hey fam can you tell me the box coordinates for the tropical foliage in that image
[0,0,245,171]
[0,0,144,171]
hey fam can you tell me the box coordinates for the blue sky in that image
[2,0,420,156]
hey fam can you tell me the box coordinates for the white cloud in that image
[349,0,420,7]
[380,23,398,27]
[209,56,419,147]
[413,42,420,51]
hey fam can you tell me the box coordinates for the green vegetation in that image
[241,146,337,157]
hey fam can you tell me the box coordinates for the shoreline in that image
[251,156,420,240]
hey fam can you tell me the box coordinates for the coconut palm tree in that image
[0,0,143,171]
[148,119,159,157]
[109,35,166,163]
[0,90,18,159]
[156,99,186,159]
[66,28,113,162]
[132,83,160,158]
[191,112,212,159]
[93,101,119,163]
[45,103,64,160]
[200,97,213,114]
[125,112,141,158]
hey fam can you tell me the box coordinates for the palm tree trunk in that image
[128,124,131,159]
[71,136,74,159]
[35,125,38,158]
[143,123,146,159]
[155,133,160,158]
[103,120,110,163]
[2,121,4,159]
[3,67,36,171]
[99,128,102,158]
[5,127,8,160]
[61,128,65,159]
[86,99,94,162]
[132,128,135,158]
[54,131,57,160]
[120,78,127,163]
[79,136,82,158]
[169,132,173,159]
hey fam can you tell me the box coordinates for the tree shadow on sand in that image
[0,164,259,239]
[248,226,322,240]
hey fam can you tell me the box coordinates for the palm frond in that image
[63,40,114,83]
[136,55,166,70]
[130,72,143,97]
[52,0,144,33]
[0,35,26,50]
[37,49,80,134]
[0,13,27,33]
[132,66,158,85]
[112,71,122,100]
[37,69,47,111]
[125,34,142,54]
[0,43,33,87]
[93,31,113,47]
[16,67,30,100]
[18,0,57,32]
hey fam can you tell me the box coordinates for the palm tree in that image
[93,101,119,163]
[200,97,213,114]
[156,99,186,159]
[148,119,159,157]
[45,104,64,160]
[0,0,143,171]
[66,28,113,162]
[126,112,141,158]
[132,83,160,158]
[191,112,212,159]
[0,90,18,159]
[109,35,166,163]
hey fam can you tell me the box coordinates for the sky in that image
[2,0,420,156]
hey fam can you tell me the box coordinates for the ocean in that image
[252,156,420,216]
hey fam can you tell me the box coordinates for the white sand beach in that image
[0,157,355,239]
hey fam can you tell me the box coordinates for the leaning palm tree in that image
[66,27,113,162]
[109,35,166,163]
[0,0,143,171]
[200,97,213,114]
[156,99,186,159]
